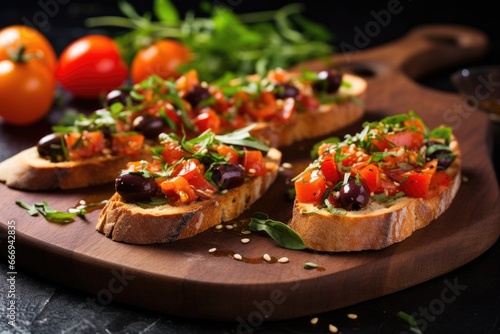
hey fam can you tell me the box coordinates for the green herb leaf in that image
[396,311,422,333]
[153,0,180,25]
[16,200,81,224]
[248,212,306,250]
[215,124,270,151]
[304,262,318,269]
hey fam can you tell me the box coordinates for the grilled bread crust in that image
[288,138,461,252]
[95,148,282,244]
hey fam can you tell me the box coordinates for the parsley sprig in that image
[85,0,334,82]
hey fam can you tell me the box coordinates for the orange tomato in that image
[131,39,192,84]
[0,25,57,72]
[0,48,55,125]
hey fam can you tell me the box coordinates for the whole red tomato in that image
[0,25,57,73]
[55,35,128,98]
[131,39,191,84]
[0,46,56,125]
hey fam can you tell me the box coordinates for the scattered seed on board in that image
[347,313,358,319]
[215,224,223,230]
[208,248,216,253]
[278,257,289,263]
[310,317,319,325]
[263,254,271,262]
[241,229,252,235]
[241,238,250,244]
[328,324,338,333]
[225,224,234,230]
[233,253,242,261]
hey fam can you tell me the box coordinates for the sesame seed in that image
[215,224,223,230]
[225,224,234,230]
[79,200,86,205]
[328,324,338,333]
[310,317,319,325]
[233,253,242,261]
[208,248,217,253]
[282,162,293,169]
[263,254,271,262]
[241,229,252,235]
[241,238,250,244]
[249,168,256,174]
[278,257,289,263]
[347,313,358,319]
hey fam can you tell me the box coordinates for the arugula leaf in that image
[153,0,180,24]
[16,200,81,224]
[248,212,306,250]
[215,124,270,151]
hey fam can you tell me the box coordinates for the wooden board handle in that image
[298,24,489,80]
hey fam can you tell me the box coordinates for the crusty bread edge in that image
[0,146,152,191]
[288,137,462,252]
[95,148,282,244]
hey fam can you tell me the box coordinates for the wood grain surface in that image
[1,24,499,322]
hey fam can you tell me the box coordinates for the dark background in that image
[1,1,499,334]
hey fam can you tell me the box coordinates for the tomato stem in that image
[8,45,43,64]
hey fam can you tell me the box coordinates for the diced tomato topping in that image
[241,91,277,121]
[161,141,189,165]
[274,97,296,122]
[295,94,320,111]
[243,149,267,176]
[399,160,438,198]
[111,133,144,156]
[373,131,425,151]
[160,175,198,205]
[194,109,221,134]
[425,170,453,199]
[358,164,381,193]
[65,131,105,161]
[295,169,326,204]
[172,159,200,180]
[215,144,239,164]
[321,153,341,185]
[188,168,218,198]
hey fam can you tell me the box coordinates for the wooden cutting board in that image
[1,24,499,322]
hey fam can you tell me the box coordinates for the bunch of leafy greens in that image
[85,0,334,82]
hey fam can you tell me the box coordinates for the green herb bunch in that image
[85,0,334,82]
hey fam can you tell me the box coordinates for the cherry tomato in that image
[55,35,128,98]
[0,25,57,72]
[399,160,438,198]
[0,47,55,125]
[131,39,192,84]
[357,164,381,193]
[320,152,341,185]
[193,109,221,134]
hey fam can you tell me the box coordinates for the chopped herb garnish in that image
[249,212,306,250]
[304,262,318,269]
[16,200,83,224]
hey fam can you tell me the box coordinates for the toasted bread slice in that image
[0,146,151,191]
[251,73,367,147]
[96,148,282,244]
[288,113,462,252]
[289,145,460,252]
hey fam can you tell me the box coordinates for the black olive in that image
[313,70,343,94]
[115,173,158,203]
[273,83,300,99]
[338,178,370,211]
[426,141,455,169]
[184,85,211,108]
[211,163,245,190]
[132,115,165,139]
[105,89,129,107]
[37,133,65,162]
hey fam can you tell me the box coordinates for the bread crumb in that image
[328,324,338,333]
[310,317,318,325]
